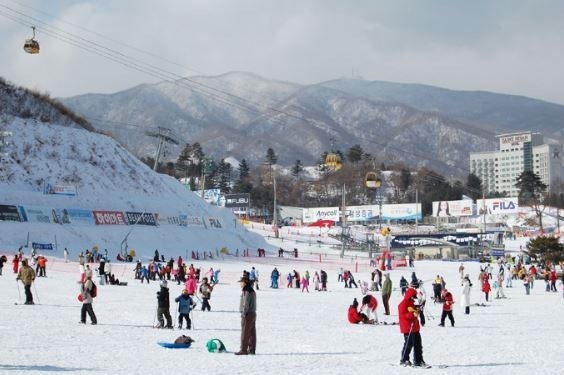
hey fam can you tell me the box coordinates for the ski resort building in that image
[470,131,563,196]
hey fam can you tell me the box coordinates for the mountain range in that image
[60,72,564,178]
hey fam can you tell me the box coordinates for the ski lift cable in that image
[0,7,269,119]
[0,2,309,125]
[6,0,207,76]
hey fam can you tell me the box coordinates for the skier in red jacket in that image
[398,287,426,367]
[348,298,372,324]
[438,289,455,327]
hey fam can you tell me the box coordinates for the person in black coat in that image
[320,270,328,291]
[156,280,173,328]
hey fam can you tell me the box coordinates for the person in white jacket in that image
[461,274,472,314]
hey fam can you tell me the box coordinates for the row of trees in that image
[141,143,563,220]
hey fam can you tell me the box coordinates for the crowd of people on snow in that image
[3,243,564,363]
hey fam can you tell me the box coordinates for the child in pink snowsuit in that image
[185,275,197,295]
[301,276,309,292]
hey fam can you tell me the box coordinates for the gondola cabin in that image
[325,152,342,170]
[364,172,381,189]
[23,26,40,54]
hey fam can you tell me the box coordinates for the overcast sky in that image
[1,0,563,104]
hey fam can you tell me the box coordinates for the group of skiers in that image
[269,268,328,292]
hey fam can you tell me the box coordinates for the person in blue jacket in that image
[175,288,196,329]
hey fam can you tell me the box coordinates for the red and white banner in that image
[93,210,127,225]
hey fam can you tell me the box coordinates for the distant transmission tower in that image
[145,127,179,171]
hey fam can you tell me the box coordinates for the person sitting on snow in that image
[348,298,373,324]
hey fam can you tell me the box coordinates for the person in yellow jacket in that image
[16,259,36,305]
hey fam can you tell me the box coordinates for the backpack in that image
[206,338,226,353]
[174,335,194,345]
[90,282,97,298]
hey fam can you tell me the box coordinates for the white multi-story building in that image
[470,131,563,196]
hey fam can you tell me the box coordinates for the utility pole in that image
[273,175,279,238]
[145,127,179,171]
[415,189,419,234]
[340,183,347,258]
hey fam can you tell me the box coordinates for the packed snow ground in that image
[1,237,563,375]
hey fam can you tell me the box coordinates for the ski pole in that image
[401,320,415,362]
[16,280,22,304]
[33,281,40,304]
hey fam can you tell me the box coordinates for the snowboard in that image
[157,342,191,349]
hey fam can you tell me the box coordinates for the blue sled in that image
[157,342,191,349]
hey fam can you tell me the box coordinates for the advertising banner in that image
[0,204,20,222]
[44,184,77,196]
[125,212,157,226]
[65,208,95,225]
[302,207,340,223]
[93,210,127,225]
[185,216,206,228]
[382,203,422,220]
[32,242,54,251]
[224,193,250,208]
[478,197,519,215]
[206,217,224,229]
[432,200,473,217]
[346,205,376,221]
[155,214,184,226]
[21,206,52,223]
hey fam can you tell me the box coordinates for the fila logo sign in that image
[491,200,517,211]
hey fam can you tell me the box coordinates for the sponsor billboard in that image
[44,184,77,196]
[155,214,184,226]
[0,204,20,222]
[478,197,519,215]
[93,210,127,225]
[224,193,250,208]
[432,200,473,217]
[21,206,52,223]
[32,242,54,250]
[185,216,206,227]
[125,212,157,226]
[302,207,340,223]
[65,208,95,225]
[381,203,422,220]
[206,217,224,229]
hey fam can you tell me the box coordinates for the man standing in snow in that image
[398,287,426,367]
[236,272,256,355]
[16,259,35,305]
[382,273,392,315]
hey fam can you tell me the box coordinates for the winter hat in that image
[160,280,168,288]
[352,298,359,308]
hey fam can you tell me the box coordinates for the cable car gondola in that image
[325,152,342,170]
[23,26,40,54]
[364,171,381,189]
